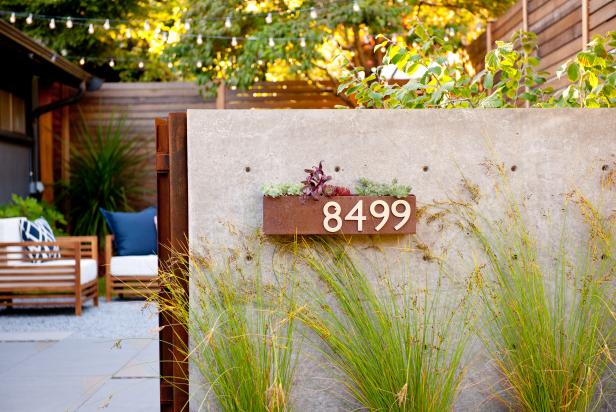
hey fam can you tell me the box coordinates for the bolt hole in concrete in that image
[602,164,609,171]
[511,165,517,172]
[422,166,429,172]
[334,166,341,172]
[245,166,251,172]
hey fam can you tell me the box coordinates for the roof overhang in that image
[0,19,102,91]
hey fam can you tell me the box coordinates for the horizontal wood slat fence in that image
[72,81,346,204]
[468,0,616,90]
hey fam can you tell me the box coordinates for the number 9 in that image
[392,200,411,230]
[369,200,390,231]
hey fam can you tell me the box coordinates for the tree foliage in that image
[338,25,616,108]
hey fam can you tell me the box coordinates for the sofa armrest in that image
[57,236,98,261]
[0,240,81,266]
[104,235,114,267]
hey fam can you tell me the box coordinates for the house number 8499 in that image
[322,199,412,233]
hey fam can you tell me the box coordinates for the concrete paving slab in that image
[11,338,151,378]
[0,374,108,412]
[114,339,159,378]
[0,341,55,377]
[0,331,72,341]
[77,377,159,412]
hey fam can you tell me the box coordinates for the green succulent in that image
[262,183,303,198]
[354,178,411,198]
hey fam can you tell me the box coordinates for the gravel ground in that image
[0,300,158,340]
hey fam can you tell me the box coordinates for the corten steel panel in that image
[156,113,189,412]
[263,195,416,235]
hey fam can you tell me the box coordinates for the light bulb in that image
[196,60,202,68]
[265,12,272,24]
[167,62,173,68]
[79,57,85,65]
[300,37,306,48]
[26,14,33,25]
[268,37,275,47]
[138,61,144,69]
[144,20,150,30]
[61,49,67,56]
[353,0,361,12]
[9,13,15,23]
[49,18,56,29]
[225,15,231,28]
[184,20,190,30]
[392,33,397,43]
[197,34,203,45]
[310,7,317,19]
[103,19,110,30]
[50,55,57,62]
[231,37,237,47]
[109,59,115,67]
[88,23,94,34]
[126,28,132,38]
[66,17,73,28]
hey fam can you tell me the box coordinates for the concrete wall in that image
[186,109,616,411]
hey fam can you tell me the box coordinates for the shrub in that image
[0,194,67,234]
[297,239,472,411]
[59,114,149,239]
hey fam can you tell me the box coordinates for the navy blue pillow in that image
[101,207,157,256]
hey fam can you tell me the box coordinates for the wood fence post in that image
[581,0,589,49]
[522,0,529,32]
[486,20,493,52]
[216,81,226,109]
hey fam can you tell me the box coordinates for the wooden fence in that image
[72,80,346,203]
[468,0,616,90]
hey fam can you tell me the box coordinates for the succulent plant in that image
[301,161,332,201]
[355,177,411,198]
[324,185,353,196]
[262,183,303,197]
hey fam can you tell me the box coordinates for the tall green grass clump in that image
[155,248,298,412]
[457,191,616,411]
[297,239,472,412]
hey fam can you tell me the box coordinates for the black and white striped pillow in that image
[20,218,61,261]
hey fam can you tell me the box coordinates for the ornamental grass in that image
[295,238,473,412]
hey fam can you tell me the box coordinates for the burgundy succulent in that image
[301,161,332,201]
[324,185,352,196]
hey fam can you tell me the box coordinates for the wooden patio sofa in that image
[104,234,158,301]
[0,226,99,316]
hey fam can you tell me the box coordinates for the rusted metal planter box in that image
[263,195,416,235]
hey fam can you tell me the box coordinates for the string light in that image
[79,57,85,65]
[109,58,115,67]
[300,37,306,47]
[49,18,56,29]
[265,12,272,24]
[167,62,173,68]
[392,33,398,43]
[126,28,132,38]
[310,7,318,19]
[268,37,275,47]
[138,61,144,69]
[184,20,190,30]
[65,17,73,28]
[353,0,361,13]
[26,13,32,25]
[231,36,238,47]
[224,15,231,28]
[197,34,203,45]
[50,54,57,62]
[196,60,203,68]
[144,20,150,30]
[88,23,94,34]
[9,12,15,23]
[103,19,110,30]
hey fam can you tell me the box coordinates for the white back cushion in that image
[0,217,24,242]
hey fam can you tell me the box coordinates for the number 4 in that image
[345,200,366,231]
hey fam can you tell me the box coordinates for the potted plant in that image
[262,162,416,235]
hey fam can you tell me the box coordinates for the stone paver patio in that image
[0,301,159,412]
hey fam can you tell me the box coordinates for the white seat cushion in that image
[0,258,97,287]
[0,217,24,242]
[110,255,157,277]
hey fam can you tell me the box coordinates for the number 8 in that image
[323,201,343,232]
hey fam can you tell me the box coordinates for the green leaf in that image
[567,62,580,82]
[484,72,494,89]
